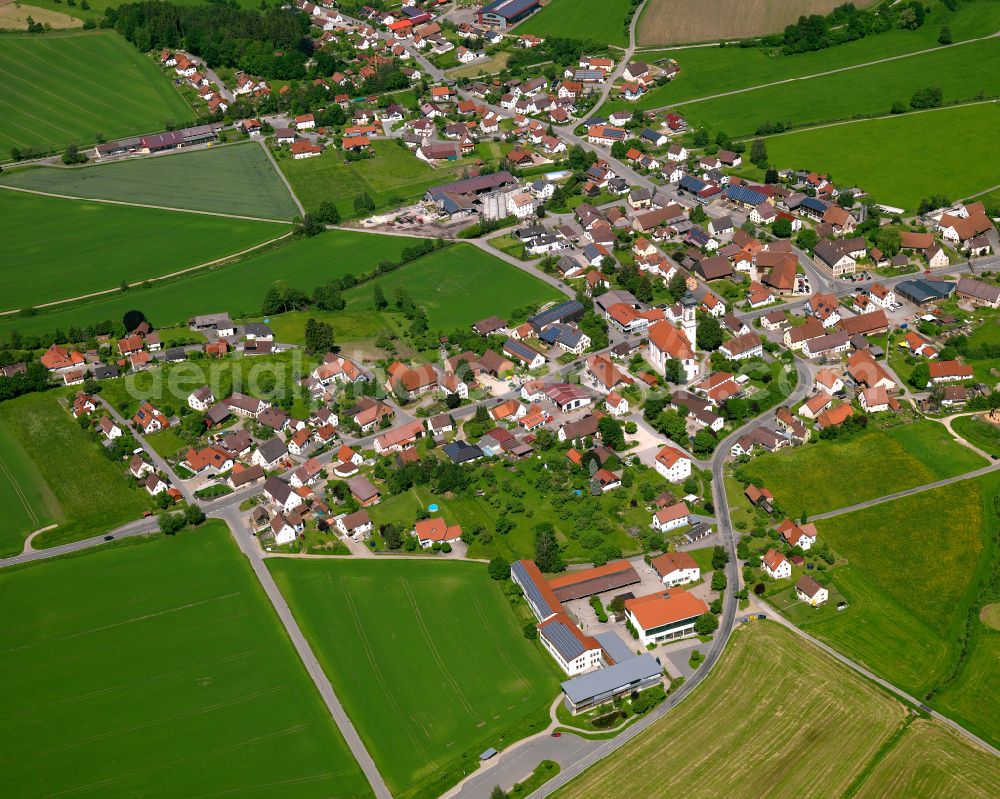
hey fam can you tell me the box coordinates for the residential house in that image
[762,548,791,579]
[651,550,700,586]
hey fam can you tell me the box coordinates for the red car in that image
[551,732,562,738]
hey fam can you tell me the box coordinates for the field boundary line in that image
[0,228,294,316]
[747,99,999,141]
[663,31,1000,110]
[258,139,305,216]
[0,457,39,529]
[0,182,293,224]
[811,462,1000,521]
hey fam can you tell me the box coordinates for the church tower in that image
[681,291,697,348]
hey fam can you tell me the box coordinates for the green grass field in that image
[854,719,1000,799]
[555,622,908,799]
[278,140,509,219]
[0,229,420,341]
[609,1,1000,113]
[741,420,986,515]
[763,103,1000,210]
[674,38,1000,136]
[342,244,565,331]
[1,143,299,220]
[808,472,1000,745]
[0,30,194,155]
[267,559,561,799]
[0,524,373,799]
[0,393,151,553]
[951,414,1000,456]
[518,0,630,47]
[2,190,286,311]
[0,409,60,555]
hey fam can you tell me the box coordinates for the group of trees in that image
[157,503,207,535]
[774,2,926,55]
[108,2,313,79]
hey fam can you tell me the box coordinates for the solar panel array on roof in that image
[725,184,767,206]
[680,174,708,193]
[799,196,829,214]
[529,301,585,331]
[541,618,587,662]
[512,560,557,619]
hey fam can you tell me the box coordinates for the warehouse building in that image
[476,0,541,28]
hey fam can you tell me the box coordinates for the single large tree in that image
[750,137,768,168]
[696,316,724,351]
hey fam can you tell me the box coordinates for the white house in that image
[605,391,629,416]
[651,551,701,587]
[336,509,373,541]
[252,438,288,470]
[188,385,215,411]
[263,477,303,515]
[413,517,463,548]
[651,502,690,532]
[270,511,303,545]
[762,548,792,579]
[654,445,692,483]
[538,613,604,675]
[98,416,123,440]
[795,575,829,606]
[777,519,817,551]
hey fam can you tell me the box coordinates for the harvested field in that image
[637,0,875,45]
[853,719,1000,799]
[0,3,82,28]
[554,622,905,798]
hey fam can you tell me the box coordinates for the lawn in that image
[0,409,61,556]
[0,30,194,155]
[761,102,1000,210]
[0,393,151,552]
[610,1,1000,112]
[808,472,1000,743]
[0,229,420,341]
[447,50,511,78]
[741,420,985,516]
[342,244,565,331]
[144,427,188,458]
[278,140,490,219]
[1,142,300,220]
[951,414,1000,456]
[675,40,1000,139]
[554,622,906,799]
[0,524,373,799]
[853,719,1000,799]
[519,0,630,47]
[1,190,286,311]
[267,559,561,799]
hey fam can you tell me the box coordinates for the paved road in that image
[97,396,198,505]
[215,507,392,799]
[525,356,815,798]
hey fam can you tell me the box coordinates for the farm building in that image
[477,0,541,28]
